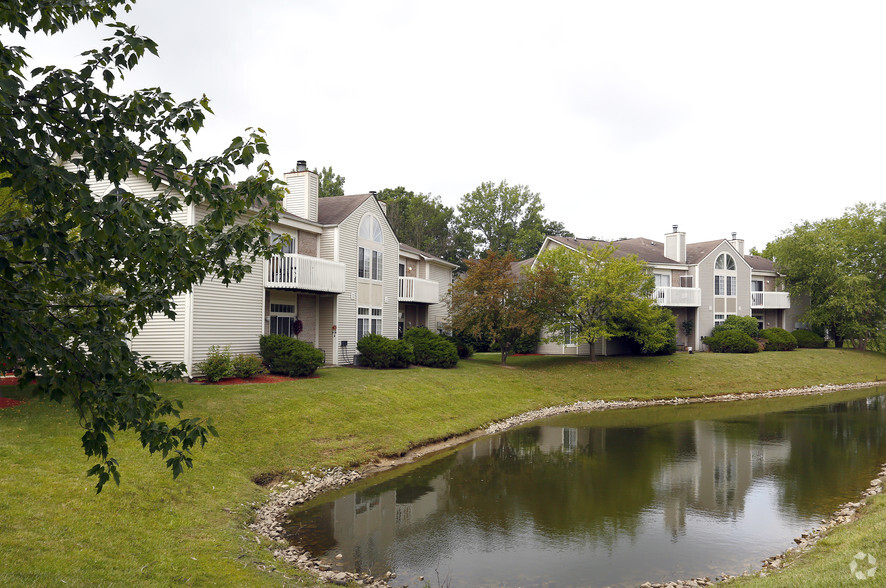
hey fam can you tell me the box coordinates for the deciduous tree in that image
[764,203,886,350]
[0,1,283,490]
[448,251,556,365]
[532,244,675,361]
[457,180,572,260]
[313,165,345,198]
[376,187,456,261]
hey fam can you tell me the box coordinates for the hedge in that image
[404,327,458,368]
[793,329,826,348]
[357,334,414,369]
[760,328,798,351]
[711,315,760,339]
[259,334,324,377]
[703,330,760,353]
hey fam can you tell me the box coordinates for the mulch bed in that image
[0,397,25,408]
[0,375,18,386]
[194,374,319,385]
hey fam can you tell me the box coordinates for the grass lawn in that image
[1,349,885,587]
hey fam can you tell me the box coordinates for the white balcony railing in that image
[264,254,346,294]
[654,286,701,307]
[399,276,439,304]
[751,291,790,309]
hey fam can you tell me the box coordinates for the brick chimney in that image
[282,160,318,222]
[664,224,686,263]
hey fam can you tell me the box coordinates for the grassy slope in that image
[0,349,885,587]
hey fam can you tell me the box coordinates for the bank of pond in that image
[282,388,886,587]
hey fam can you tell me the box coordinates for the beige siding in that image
[318,229,336,262]
[339,199,400,349]
[130,293,188,365]
[298,294,318,345]
[318,295,336,364]
[427,262,453,332]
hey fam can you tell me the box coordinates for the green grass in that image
[1,349,885,586]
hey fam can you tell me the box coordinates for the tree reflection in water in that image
[284,390,886,587]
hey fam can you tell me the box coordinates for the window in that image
[271,233,296,255]
[270,303,296,336]
[358,247,383,280]
[714,313,726,327]
[715,253,736,270]
[358,214,384,281]
[715,275,725,295]
[357,307,382,339]
[680,275,694,288]
[751,279,763,292]
[753,312,765,330]
[654,273,671,288]
[726,276,736,296]
[563,326,575,346]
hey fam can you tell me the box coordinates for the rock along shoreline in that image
[249,380,884,587]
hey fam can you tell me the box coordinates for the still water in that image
[285,389,886,587]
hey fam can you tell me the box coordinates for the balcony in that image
[399,276,439,304]
[654,286,701,307]
[264,254,346,294]
[751,291,790,309]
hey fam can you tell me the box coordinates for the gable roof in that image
[317,194,373,225]
[745,254,777,272]
[399,243,459,269]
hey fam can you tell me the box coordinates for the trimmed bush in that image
[404,327,458,368]
[357,334,414,369]
[793,329,826,348]
[195,345,233,382]
[446,335,474,359]
[231,353,266,378]
[513,330,542,354]
[760,328,798,351]
[703,330,760,353]
[259,335,324,377]
[711,315,760,339]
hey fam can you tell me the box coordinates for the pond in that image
[284,389,886,587]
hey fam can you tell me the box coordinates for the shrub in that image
[513,330,541,354]
[357,334,414,369]
[259,335,324,377]
[446,335,474,359]
[196,345,233,382]
[404,327,458,368]
[711,315,760,339]
[231,353,266,378]
[793,329,826,348]
[759,328,798,351]
[703,330,760,353]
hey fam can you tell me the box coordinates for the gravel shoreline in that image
[249,380,884,587]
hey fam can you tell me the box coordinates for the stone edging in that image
[249,380,883,587]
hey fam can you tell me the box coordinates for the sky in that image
[11,0,886,251]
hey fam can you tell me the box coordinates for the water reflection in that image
[286,391,886,587]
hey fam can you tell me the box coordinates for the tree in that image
[313,166,345,198]
[457,180,573,260]
[531,244,674,361]
[448,251,556,365]
[764,203,886,350]
[376,186,456,261]
[0,1,283,490]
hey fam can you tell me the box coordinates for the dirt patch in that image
[252,470,286,487]
[193,374,319,385]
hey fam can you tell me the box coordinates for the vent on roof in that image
[369,190,377,196]
[296,160,307,172]
[732,232,737,240]
[673,224,678,232]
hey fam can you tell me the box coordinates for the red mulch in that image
[0,375,18,386]
[195,374,319,385]
[0,397,25,408]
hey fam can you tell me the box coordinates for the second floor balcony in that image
[399,276,439,304]
[654,286,701,307]
[751,291,790,309]
[265,254,346,294]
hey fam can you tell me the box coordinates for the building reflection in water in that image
[285,393,886,586]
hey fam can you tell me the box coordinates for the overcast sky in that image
[14,1,886,251]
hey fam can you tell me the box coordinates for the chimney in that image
[664,225,686,263]
[729,232,744,255]
[282,161,319,222]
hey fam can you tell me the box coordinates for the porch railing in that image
[264,254,346,294]
[654,286,701,307]
[399,277,439,304]
[751,291,790,309]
